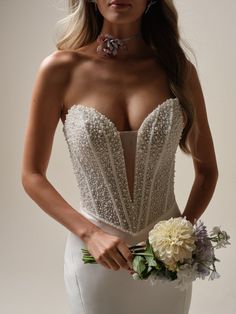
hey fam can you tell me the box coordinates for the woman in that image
[21,0,218,313]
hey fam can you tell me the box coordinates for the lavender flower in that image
[196,262,211,279]
[193,219,208,240]
[193,219,215,262]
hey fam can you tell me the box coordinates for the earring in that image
[144,0,158,14]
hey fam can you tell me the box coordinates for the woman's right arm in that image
[21,51,99,242]
[21,51,133,272]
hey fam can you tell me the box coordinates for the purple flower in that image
[193,219,215,262]
[196,262,211,279]
[193,219,208,240]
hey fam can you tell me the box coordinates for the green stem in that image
[132,253,153,256]
[81,249,153,262]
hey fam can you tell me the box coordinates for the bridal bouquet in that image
[81,216,230,290]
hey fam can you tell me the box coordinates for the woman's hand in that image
[83,228,134,272]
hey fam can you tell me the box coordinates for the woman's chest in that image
[62,59,175,131]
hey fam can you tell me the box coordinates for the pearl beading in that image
[62,98,184,235]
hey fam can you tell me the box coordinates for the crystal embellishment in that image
[62,98,185,235]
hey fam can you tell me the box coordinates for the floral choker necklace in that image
[96,32,142,57]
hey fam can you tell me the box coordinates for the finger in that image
[110,247,130,270]
[103,253,120,271]
[100,260,111,269]
[95,253,112,270]
[137,240,146,246]
[116,242,134,267]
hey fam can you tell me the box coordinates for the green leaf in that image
[141,240,158,267]
[146,240,155,255]
[133,255,147,276]
[145,255,157,267]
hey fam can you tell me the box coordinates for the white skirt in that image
[63,204,193,314]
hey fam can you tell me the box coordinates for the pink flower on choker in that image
[96,33,128,57]
[96,32,142,57]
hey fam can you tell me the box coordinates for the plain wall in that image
[1,1,235,313]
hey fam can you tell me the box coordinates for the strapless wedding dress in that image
[62,97,192,314]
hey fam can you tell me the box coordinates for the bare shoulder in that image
[41,49,80,67]
[37,50,81,85]
[27,50,84,128]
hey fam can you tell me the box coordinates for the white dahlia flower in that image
[148,217,197,271]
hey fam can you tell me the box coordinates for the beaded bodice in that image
[62,97,184,235]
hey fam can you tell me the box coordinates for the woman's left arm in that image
[181,62,219,224]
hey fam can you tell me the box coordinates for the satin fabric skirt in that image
[64,204,193,314]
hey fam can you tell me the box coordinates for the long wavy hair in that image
[55,0,198,157]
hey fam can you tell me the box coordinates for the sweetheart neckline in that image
[63,97,179,134]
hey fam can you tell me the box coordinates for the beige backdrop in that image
[1,0,235,313]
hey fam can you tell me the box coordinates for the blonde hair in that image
[55,0,198,156]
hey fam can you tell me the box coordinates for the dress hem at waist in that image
[77,201,182,246]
